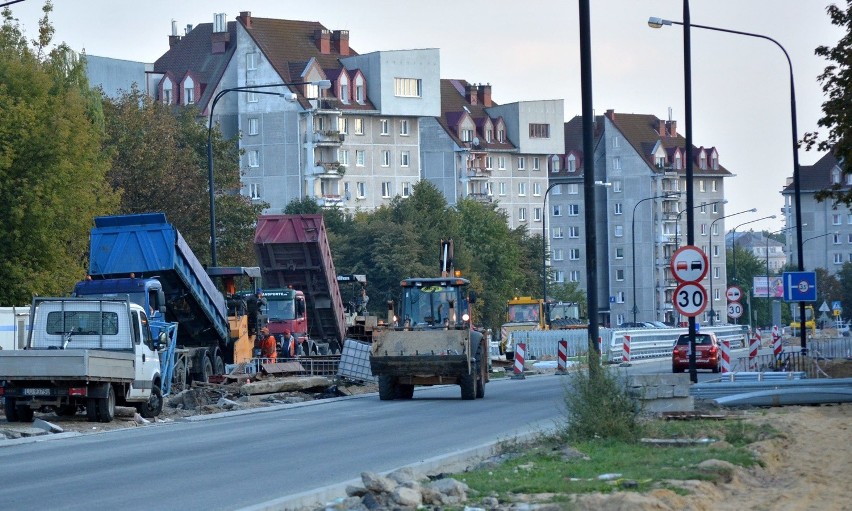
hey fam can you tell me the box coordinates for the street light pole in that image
[802,231,838,269]
[675,199,727,250]
[731,215,776,285]
[766,225,799,325]
[649,13,807,353]
[708,208,757,325]
[206,80,331,266]
[632,193,679,323]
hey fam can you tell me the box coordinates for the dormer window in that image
[846,173,852,186]
[656,156,665,168]
[304,83,320,99]
[461,129,473,142]
[339,74,349,104]
[354,74,365,104]
[183,76,195,105]
[567,154,576,172]
[832,168,841,184]
[498,128,504,142]
[699,151,707,170]
[675,153,682,170]
[162,77,173,105]
[485,129,492,143]
[711,151,718,169]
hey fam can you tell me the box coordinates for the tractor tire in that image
[378,375,397,401]
[4,398,20,422]
[475,363,485,399]
[398,384,415,399]
[137,383,163,418]
[460,371,476,400]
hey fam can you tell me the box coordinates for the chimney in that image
[332,30,350,56]
[239,11,252,29]
[185,24,193,35]
[314,29,331,54]
[169,35,181,48]
[211,13,230,54]
[666,120,677,137]
[658,119,666,136]
[465,83,478,105]
[604,109,615,121]
[478,83,492,107]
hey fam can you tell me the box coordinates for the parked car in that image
[672,333,720,373]
[617,322,649,329]
[647,321,670,329]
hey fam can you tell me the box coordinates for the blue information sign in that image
[783,271,817,302]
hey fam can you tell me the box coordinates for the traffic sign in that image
[670,245,709,283]
[673,282,708,317]
[727,302,744,319]
[782,271,817,302]
[725,285,743,303]
[832,300,842,312]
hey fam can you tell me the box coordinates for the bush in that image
[562,366,639,442]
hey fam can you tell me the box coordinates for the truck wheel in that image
[96,385,116,423]
[4,398,20,422]
[398,384,414,399]
[213,355,225,376]
[137,384,163,418]
[173,359,187,391]
[460,372,476,400]
[378,375,397,401]
[56,404,78,417]
[15,405,34,422]
[198,357,213,383]
[86,399,98,422]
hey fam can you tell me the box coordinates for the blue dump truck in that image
[73,213,252,384]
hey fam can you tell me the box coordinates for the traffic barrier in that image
[749,334,760,371]
[513,342,526,379]
[772,326,782,357]
[755,328,762,347]
[557,340,568,374]
[621,335,631,366]
[720,340,731,373]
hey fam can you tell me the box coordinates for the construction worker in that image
[281,329,297,359]
[257,327,277,360]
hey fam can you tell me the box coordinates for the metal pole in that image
[708,208,756,325]
[683,0,697,383]
[632,194,675,323]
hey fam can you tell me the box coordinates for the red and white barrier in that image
[621,335,631,365]
[557,340,568,374]
[755,328,762,347]
[772,325,782,357]
[720,340,731,373]
[513,342,526,379]
[749,333,760,371]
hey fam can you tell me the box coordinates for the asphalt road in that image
[0,375,567,511]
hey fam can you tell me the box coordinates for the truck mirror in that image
[468,290,477,304]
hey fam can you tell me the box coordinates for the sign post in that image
[670,245,709,383]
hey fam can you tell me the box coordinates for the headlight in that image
[462,313,470,322]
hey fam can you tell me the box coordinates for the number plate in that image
[23,388,51,396]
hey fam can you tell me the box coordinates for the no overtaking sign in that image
[670,245,708,283]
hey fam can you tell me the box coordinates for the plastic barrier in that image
[513,342,526,379]
[621,335,631,366]
[721,340,731,373]
[557,340,568,374]
[772,326,782,357]
[749,333,760,371]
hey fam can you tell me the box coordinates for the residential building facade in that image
[782,151,851,274]
[557,109,732,326]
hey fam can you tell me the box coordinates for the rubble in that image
[324,469,473,511]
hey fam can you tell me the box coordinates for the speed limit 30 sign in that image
[673,282,708,317]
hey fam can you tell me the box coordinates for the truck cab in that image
[263,288,308,345]
[398,278,472,329]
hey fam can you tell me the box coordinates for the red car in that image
[672,333,720,373]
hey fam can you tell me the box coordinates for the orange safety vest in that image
[260,335,277,360]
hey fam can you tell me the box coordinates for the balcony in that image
[317,194,344,207]
[468,192,493,203]
[314,130,345,146]
[661,210,680,220]
[467,165,492,180]
[314,161,345,178]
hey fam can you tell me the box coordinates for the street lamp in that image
[649,13,807,353]
[802,231,838,269]
[708,208,757,325]
[206,79,332,266]
[675,199,727,249]
[731,215,776,284]
[632,192,680,323]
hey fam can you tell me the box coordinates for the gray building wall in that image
[85,55,151,99]
[419,117,461,204]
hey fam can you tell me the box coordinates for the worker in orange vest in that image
[258,327,277,360]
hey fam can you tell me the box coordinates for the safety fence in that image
[234,356,341,377]
[603,325,748,363]
[808,337,852,360]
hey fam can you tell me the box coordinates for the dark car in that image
[617,322,649,329]
[672,333,720,373]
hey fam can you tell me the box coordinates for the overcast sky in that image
[6,1,844,233]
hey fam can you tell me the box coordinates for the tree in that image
[0,4,118,304]
[804,2,852,205]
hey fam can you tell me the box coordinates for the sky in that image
[5,0,845,233]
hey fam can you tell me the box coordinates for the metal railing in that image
[238,356,341,377]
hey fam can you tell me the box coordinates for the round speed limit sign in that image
[673,282,708,317]
[727,302,744,319]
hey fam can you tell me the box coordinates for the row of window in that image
[831,213,852,225]
[337,149,412,168]
[248,181,416,201]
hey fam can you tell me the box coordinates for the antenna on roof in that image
[668,106,673,121]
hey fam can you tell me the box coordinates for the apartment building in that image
[782,151,851,274]
[148,12,438,213]
[556,109,732,326]
[420,80,563,229]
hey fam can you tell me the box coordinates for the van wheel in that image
[96,385,115,423]
[137,384,163,418]
[4,398,20,422]
[378,375,397,400]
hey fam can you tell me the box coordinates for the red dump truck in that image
[254,215,347,355]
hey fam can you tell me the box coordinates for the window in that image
[552,205,562,216]
[461,129,473,142]
[528,123,550,138]
[486,156,493,170]
[162,82,172,105]
[498,156,506,170]
[533,207,542,222]
[567,204,579,216]
[699,180,706,192]
[517,157,525,170]
[613,136,620,148]
[616,269,625,281]
[553,248,564,261]
[248,118,259,135]
[848,214,852,224]
[612,180,622,192]
[713,266,720,279]
[675,153,682,169]
[353,118,364,135]
[712,180,718,192]
[567,155,576,172]
[712,202,719,214]
[248,150,259,167]
[399,119,409,136]
[338,149,349,165]
[533,182,541,196]
[337,117,348,134]
[556,271,565,283]
[498,128,505,142]
[357,182,366,199]
[835,253,843,264]
[613,157,621,170]
[355,82,365,104]
[246,90,257,103]
[833,214,842,225]
[214,13,226,33]
[847,174,852,186]
[614,225,623,237]
[569,248,580,260]
[532,157,540,171]
[700,223,707,235]
[699,152,707,169]
[567,184,579,195]
[518,182,527,196]
[247,52,258,70]
[400,151,410,167]
[711,153,718,170]
[499,182,507,196]
[394,78,422,97]
[656,156,665,168]
[183,77,195,105]
[380,119,389,135]
[356,150,365,167]
[552,184,562,195]
[518,208,527,222]
[848,233,852,244]
[614,203,622,215]
[552,226,564,239]
[381,151,391,167]
[304,83,320,99]
[617,291,625,303]
[700,202,707,214]
[834,234,842,244]
[569,271,580,283]
[551,157,560,173]
[249,183,261,200]
[568,226,580,238]
[382,182,392,198]
[711,223,719,236]
[339,76,349,104]
[402,182,412,197]
[615,247,624,259]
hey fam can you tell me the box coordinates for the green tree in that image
[804,2,852,204]
[0,4,118,304]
